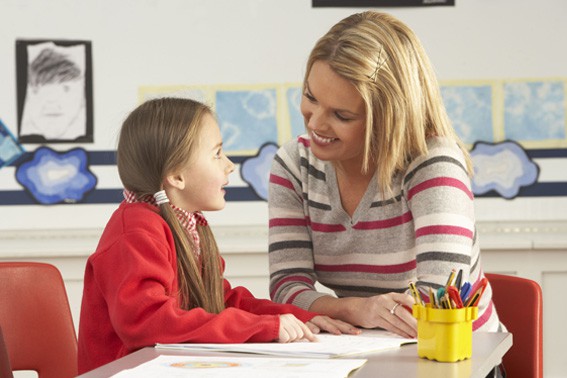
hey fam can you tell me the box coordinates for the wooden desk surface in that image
[78,332,512,378]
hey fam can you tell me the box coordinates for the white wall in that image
[1,0,566,230]
[1,1,567,377]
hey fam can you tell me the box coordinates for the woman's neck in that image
[333,161,376,218]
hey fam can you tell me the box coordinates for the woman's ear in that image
[165,172,185,190]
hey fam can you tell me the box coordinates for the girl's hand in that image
[306,315,360,335]
[277,314,317,343]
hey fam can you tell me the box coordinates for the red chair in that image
[0,326,13,378]
[0,262,77,378]
[486,273,543,378]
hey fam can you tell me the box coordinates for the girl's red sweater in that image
[78,202,316,374]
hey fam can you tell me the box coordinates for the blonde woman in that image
[268,12,504,372]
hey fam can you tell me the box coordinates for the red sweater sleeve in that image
[90,231,282,348]
[223,278,317,323]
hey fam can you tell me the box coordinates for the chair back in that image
[485,273,543,378]
[0,326,13,378]
[0,262,77,378]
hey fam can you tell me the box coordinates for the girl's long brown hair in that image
[116,97,224,313]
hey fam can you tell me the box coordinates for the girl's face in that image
[171,114,235,213]
[300,60,367,169]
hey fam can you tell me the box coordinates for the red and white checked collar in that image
[123,189,208,254]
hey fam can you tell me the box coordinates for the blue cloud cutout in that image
[15,146,97,204]
[240,143,279,201]
[470,140,539,199]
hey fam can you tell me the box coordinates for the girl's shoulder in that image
[117,201,161,220]
[90,202,175,265]
[96,202,169,249]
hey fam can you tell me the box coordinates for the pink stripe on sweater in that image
[298,136,310,147]
[269,218,308,228]
[309,222,347,232]
[287,288,310,304]
[415,225,473,239]
[270,173,294,190]
[315,260,416,274]
[408,177,473,201]
[353,211,413,230]
[271,276,314,299]
[473,300,493,331]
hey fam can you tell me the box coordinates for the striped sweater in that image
[268,135,501,332]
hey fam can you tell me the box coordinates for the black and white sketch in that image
[16,40,93,143]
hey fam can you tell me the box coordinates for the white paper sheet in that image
[156,329,416,359]
[111,355,367,378]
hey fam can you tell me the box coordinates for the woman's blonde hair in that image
[117,97,225,313]
[304,11,471,195]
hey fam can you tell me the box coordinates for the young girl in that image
[78,98,356,374]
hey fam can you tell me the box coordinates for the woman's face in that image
[300,60,367,169]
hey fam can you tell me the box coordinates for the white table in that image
[78,332,512,378]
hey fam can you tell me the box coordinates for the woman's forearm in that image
[309,295,362,326]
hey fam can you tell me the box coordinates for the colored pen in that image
[445,269,456,288]
[469,277,488,300]
[429,287,436,307]
[418,286,430,304]
[447,286,464,308]
[409,281,423,305]
[454,269,463,290]
[466,292,480,307]
[460,282,472,303]
[467,282,488,307]
[437,286,446,302]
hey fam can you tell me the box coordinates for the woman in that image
[268,11,503,344]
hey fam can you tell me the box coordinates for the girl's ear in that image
[165,172,185,190]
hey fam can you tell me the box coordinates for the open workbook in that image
[155,329,416,359]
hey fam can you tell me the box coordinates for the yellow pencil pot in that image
[412,304,478,362]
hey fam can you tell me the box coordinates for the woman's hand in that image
[310,292,417,338]
[277,314,317,343]
[306,315,360,335]
[350,293,417,338]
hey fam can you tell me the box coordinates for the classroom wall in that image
[1,0,566,230]
[1,1,566,377]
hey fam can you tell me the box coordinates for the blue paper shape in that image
[15,146,97,204]
[470,141,539,199]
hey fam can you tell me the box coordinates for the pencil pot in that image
[412,304,478,362]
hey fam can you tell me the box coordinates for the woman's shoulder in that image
[425,136,463,154]
[275,134,311,167]
[403,137,469,181]
[279,134,327,165]
[415,136,467,165]
[278,134,310,156]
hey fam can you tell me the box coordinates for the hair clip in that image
[153,190,170,206]
[368,46,387,82]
